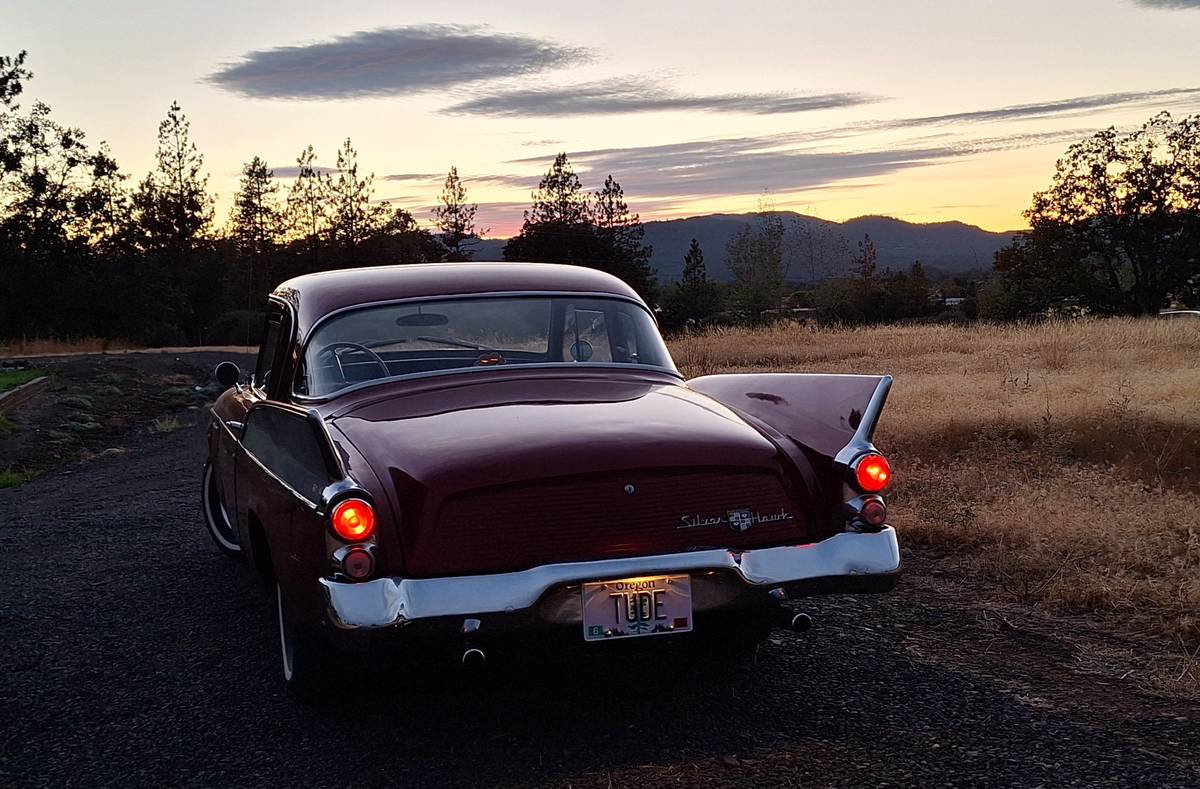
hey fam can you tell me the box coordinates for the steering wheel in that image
[315,342,390,383]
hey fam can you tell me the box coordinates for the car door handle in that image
[225,420,245,433]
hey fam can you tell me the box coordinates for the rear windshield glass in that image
[296,296,675,397]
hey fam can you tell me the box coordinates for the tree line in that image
[664,111,1200,330]
[0,52,495,344]
[3,47,1196,347]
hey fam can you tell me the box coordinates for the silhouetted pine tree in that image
[504,153,597,264]
[324,138,384,263]
[131,101,218,342]
[590,174,655,301]
[284,144,327,274]
[433,166,483,261]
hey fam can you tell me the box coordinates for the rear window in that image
[296,296,675,397]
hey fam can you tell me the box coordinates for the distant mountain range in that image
[473,212,1022,282]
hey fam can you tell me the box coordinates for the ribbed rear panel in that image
[407,468,810,576]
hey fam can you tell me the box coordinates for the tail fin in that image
[687,373,893,465]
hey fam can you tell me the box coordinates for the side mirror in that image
[214,361,241,388]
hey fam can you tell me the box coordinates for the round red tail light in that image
[341,546,374,580]
[331,498,375,542]
[854,453,892,493]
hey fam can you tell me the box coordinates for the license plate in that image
[581,574,692,641]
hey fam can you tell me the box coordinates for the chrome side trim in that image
[237,444,321,512]
[320,526,900,629]
[833,375,893,466]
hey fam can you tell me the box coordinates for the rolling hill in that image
[473,212,1021,282]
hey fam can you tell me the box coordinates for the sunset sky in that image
[6,0,1200,236]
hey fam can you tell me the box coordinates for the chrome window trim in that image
[237,435,322,511]
[250,296,298,399]
[291,291,680,403]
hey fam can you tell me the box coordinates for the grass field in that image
[0,368,44,392]
[671,318,1200,648]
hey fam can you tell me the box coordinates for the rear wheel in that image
[276,583,332,699]
[201,462,241,556]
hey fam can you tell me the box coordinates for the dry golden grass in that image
[670,318,1200,646]
[0,339,255,358]
[0,337,136,356]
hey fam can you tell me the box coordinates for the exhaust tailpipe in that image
[774,609,813,632]
[461,647,486,668]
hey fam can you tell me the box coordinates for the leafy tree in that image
[324,138,386,262]
[0,101,92,252]
[0,54,141,340]
[662,238,723,330]
[433,166,482,261]
[284,144,327,271]
[726,213,787,322]
[0,50,31,111]
[0,50,32,174]
[1002,112,1200,315]
[590,174,656,301]
[362,205,444,263]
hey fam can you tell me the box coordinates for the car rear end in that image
[314,374,899,660]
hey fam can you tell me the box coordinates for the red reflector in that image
[342,547,374,580]
[861,499,887,527]
[855,454,891,493]
[331,499,375,541]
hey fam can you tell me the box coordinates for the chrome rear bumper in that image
[320,526,900,630]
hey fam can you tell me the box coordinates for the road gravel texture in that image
[2,411,1198,787]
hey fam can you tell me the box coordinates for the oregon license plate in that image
[581,575,693,641]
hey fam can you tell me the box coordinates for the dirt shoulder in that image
[0,350,253,484]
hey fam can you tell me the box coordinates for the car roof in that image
[272,262,646,335]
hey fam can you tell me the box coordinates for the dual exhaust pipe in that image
[458,609,811,668]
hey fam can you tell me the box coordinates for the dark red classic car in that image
[203,263,899,693]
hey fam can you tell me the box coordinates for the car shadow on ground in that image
[181,551,1190,788]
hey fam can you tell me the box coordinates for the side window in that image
[254,307,287,391]
[562,306,613,362]
[241,407,332,504]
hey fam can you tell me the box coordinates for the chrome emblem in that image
[623,484,636,495]
[727,508,754,532]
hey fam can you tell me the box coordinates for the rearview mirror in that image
[214,361,241,388]
[396,312,449,327]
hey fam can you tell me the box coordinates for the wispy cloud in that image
[890,87,1200,127]
[443,77,881,117]
[206,25,589,100]
[1132,0,1200,8]
[507,129,1085,202]
[380,172,446,182]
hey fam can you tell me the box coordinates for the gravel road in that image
[2,422,1198,788]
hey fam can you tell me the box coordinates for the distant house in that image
[943,297,966,307]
